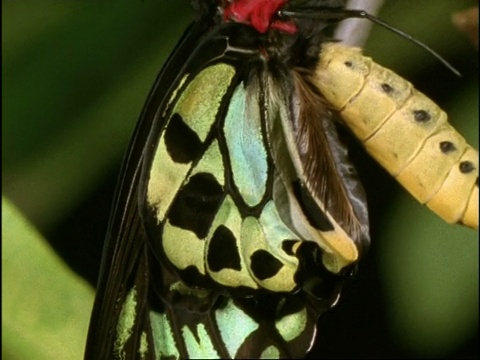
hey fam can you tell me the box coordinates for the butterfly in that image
[84,0,477,359]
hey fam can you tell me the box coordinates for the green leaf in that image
[2,196,94,359]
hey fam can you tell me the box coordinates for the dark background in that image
[3,0,478,358]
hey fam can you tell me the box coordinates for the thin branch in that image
[334,0,386,47]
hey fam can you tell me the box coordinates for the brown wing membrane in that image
[291,68,368,243]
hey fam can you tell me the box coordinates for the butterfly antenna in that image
[351,10,461,77]
[280,8,462,77]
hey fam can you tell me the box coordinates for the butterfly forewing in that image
[84,17,216,359]
[86,2,370,359]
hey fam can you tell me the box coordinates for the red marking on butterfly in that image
[223,0,297,34]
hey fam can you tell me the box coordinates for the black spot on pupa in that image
[282,240,299,256]
[413,109,431,123]
[439,141,456,154]
[168,172,224,238]
[250,250,283,280]
[459,161,475,174]
[292,180,334,231]
[344,60,353,67]
[381,83,393,94]
[164,113,203,163]
[207,225,241,272]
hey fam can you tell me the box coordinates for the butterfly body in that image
[312,42,478,228]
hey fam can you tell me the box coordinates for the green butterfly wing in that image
[85,3,369,359]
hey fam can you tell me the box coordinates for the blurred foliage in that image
[2,197,94,359]
[3,0,193,230]
[2,0,478,359]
